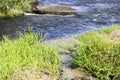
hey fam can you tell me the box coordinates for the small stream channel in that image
[0,0,120,80]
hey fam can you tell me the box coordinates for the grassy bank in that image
[0,25,120,80]
[72,25,120,80]
[0,33,60,80]
[0,0,38,18]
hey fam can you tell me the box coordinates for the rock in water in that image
[32,6,77,15]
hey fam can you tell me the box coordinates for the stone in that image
[32,6,77,15]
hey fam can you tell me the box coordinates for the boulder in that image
[32,6,77,15]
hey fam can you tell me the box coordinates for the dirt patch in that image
[9,69,57,80]
[109,30,120,41]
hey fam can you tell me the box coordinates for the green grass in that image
[0,32,60,80]
[98,24,120,34]
[0,0,38,17]
[72,25,120,80]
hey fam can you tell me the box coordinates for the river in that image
[0,0,120,40]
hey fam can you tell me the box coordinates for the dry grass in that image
[109,30,120,41]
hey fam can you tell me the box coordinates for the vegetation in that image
[72,25,120,80]
[0,32,60,80]
[0,0,38,17]
[0,20,119,80]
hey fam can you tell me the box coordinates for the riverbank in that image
[72,25,120,80]
[0,25,120,80]
[0,0,38,18]
[0,32,60,80]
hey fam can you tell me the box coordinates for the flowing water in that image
[0,0,120,40]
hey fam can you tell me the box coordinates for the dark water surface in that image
[0,0,120,40]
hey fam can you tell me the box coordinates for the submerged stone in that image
[32,6,77,15]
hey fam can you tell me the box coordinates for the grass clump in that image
[72,25,120,80]
[0,0,38,17]
[0,33,60,80]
